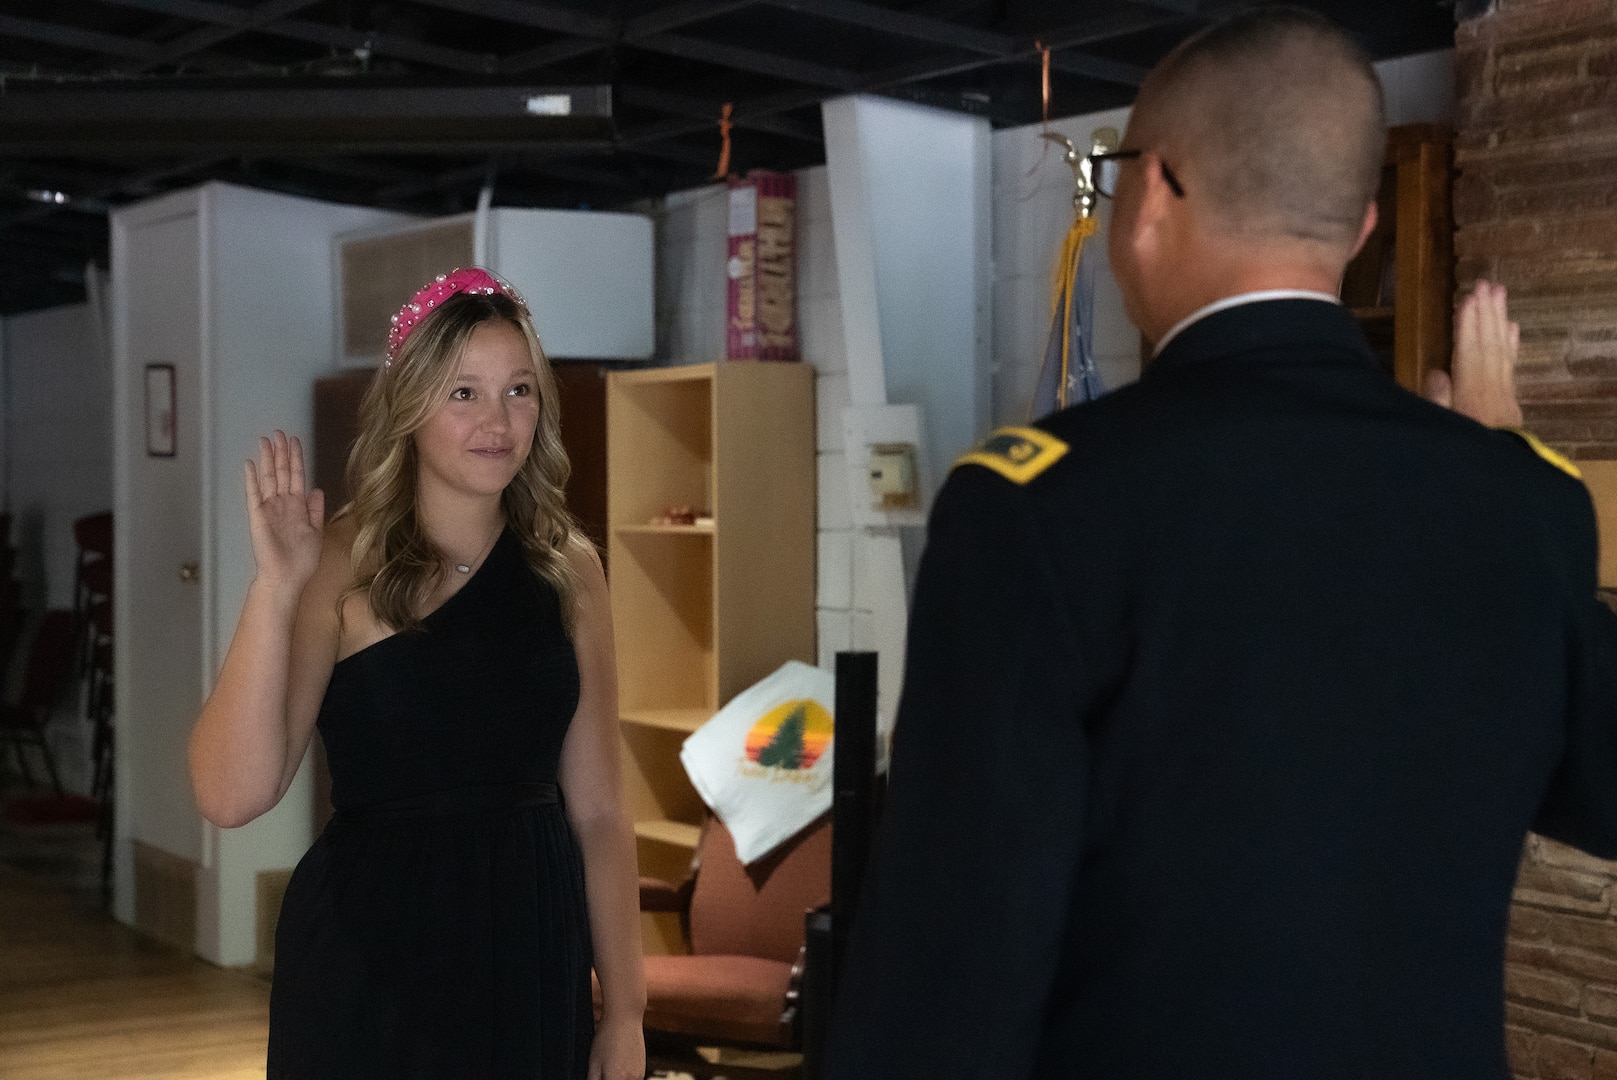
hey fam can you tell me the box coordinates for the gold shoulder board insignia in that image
[953,426,1069,485]
[1503,427,1583,480]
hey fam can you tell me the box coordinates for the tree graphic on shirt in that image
[756,703,807,770]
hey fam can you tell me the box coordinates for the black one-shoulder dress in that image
[268,529,594,1079]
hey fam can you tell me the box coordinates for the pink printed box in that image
[726,170,798,362]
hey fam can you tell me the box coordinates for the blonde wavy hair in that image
[336,290,580,634]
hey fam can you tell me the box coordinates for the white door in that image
[114,208,205,919]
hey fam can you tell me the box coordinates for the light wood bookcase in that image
[606,361,816,953]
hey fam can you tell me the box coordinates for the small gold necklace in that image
[452,525,503,575]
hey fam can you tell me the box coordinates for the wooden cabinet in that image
[1342,123,1454,394]
[606,362,815,953]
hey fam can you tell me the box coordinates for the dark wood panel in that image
[553,363,609,567]
[312,368,375,512]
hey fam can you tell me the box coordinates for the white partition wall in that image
[112,182,405,966]
[820,94,993,729]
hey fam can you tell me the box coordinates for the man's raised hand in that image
[1425,280,1524,429]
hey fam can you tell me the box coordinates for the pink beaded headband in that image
[385,266,527,367]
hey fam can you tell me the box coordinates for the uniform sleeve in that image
[824,467,1097,1080]
[1533,482,1617,857]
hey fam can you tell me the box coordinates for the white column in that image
[821,95,993,731]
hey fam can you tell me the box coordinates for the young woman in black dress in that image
[188,268,646,1079]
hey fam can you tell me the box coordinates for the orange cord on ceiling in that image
[1038,41,1051,130]
[712,102,734,181]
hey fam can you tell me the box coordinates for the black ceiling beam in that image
[0,13,164,61]
[0,84,613,155]
[614,7,1186,150]
[0,13,255,77]
[402,0,614,38]
[89,0,289,24]
[497,37,607,75]
[617,84,821,142]
[493,0,759,76]
[118,0,328,73]
[624,0,759,38]
[257,20,499,74]
[756,0,1148,85]
[633,32,864,91]
[399,0,760,76]
[1126,0,1200,13]
[89,0,497,74]
[416,0,846,89]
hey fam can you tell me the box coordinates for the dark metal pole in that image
[831,650,879,993]
[803,650,879,1080]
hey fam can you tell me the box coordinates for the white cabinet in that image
[111,182,405,966]
[336,206,655,363]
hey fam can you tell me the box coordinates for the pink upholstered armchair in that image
[602,814,831,1074]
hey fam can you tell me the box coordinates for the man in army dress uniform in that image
[826,8,1617,1079]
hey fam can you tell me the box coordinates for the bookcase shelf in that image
[620,707,712,734]
[614,523,716,536]
[634,819,704,851]
[607,361,815,954]
[1342,123,1453,393]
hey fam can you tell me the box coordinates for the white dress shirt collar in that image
[1152,290,1343,358]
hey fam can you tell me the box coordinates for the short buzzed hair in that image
[1132,6,1386,245]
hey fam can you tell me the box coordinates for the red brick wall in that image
[1506,836,1617,1078]
[1455,0,1617,459]
[1457,3,1617,1076]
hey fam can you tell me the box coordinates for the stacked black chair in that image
[0,515,27,785]
[71,512,115,899]
[72,514,114,800]
[0,610,76,794]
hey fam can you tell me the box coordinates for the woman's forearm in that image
[187,578,302,827]
[573,809,647,1019]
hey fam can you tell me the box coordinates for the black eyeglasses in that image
[1088,150,1186,200]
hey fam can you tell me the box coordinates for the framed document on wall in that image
[145,363,176,457]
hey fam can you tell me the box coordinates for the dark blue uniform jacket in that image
[826,298,1617,1080]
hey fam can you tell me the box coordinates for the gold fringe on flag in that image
[1049,215,1099,411]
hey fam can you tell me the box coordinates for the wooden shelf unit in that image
[615,523,716,536]
[1342,123,1453,394]
[607,361,816,954]
[634,819,704,850]
[620,706,712,734]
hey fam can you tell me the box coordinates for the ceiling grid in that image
[0,0,1456,313]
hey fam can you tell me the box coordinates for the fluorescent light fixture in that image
[525,94,572,116]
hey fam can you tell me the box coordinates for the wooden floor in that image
[0,822,270,1080]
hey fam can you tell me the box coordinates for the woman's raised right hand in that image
[245,430,326,595]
